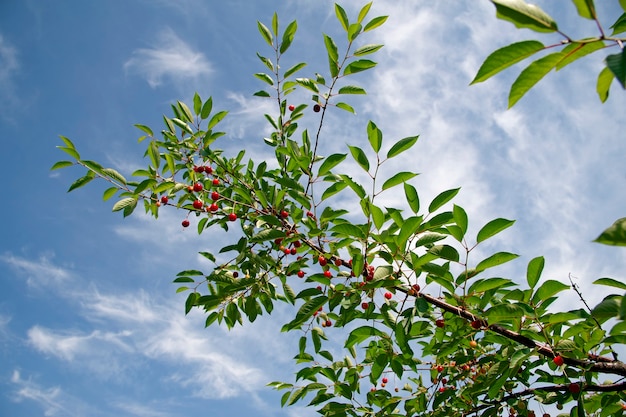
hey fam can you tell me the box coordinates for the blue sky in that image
[1,1,625,416]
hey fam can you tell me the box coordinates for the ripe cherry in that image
[280,210,289,218]
[193,165,202,172]
[204,166,213,174]
[325,320,332,327]
[160,195,169,204]
[323,270,332,278]
[334,258,342,267]
[568,382,581,394]
[318,256,327,266]
[293,240,301,248]
[437,365,444,372]
[193,182,203,192]
[471,320,481,329]
[181,219,190,228]
[313,104,321,112]
[192,200,203,209]
[288,104,295,112]
[438,387,446,393]
[553,355,564,366]
[297,271,305,278]
[361,302,369,309]
[306,211,314,218]
[211,191,220,200]
[209,203,219,212]
[290,247,297,255]
[228,213,237,222]
[212,178,220,186]
[384,292,392,300]
[382,377,388,384]
[233,272,239,278]
[435,319,445,328]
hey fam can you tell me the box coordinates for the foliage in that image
[473,0,626,107]
[53,1,626,416]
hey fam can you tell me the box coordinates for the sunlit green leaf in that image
[280,20,297,54]
[596,66,614,102]
[610,13,626,35]
[571,0,596,20]
[284,62,307,78]
[526,256,544,289]
[428,188,460,213]
[257,21,273,46]
[404,183,420,213]
[532,280,570,305]
[254,73,274,86]
[509,52,564,108]
[112,197,137,212]
[348,145,369,172]
[472,40,545,84]
[335,102,355,113]
[335,3,349,32]
[594,217,626,246]
[593,277,626,291]
[363,15,388,32]
[490,0,558,32]
[476,252,519,271]
[477,218,515,243]
[338,85,366,94]
[51,161,74,170]
[387,135,418,159]
[318,153,347,176]
[366,121,382,153]
[354,44,384,56]
[343,59,376,75]
[382,172,417,191]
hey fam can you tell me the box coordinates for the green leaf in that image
[476,252,519,272]
[348,145,369,172]
[428,188,460,213]
[606,49,626,89]
[532,280,570,305]
[67,171,95,192]
[485,303,525,323]
[282,296,328,331]
[382,172,417,191]
[526,256,544,289]
[335,4,349,32]
[347,23,362,42]
[177,101,194,123]
[366,121,382,153]
[51,161,74,170]
[102,168,127,185]
[343,59,376,76]
[284,62,307,78]
[192,93,201,115]
[134,124,154,137]
[596,66,614,102]
[370,203,385,230]
[452,204,468,235]
[508,52,564,108]
[338,85,366,94]
[295,78,320,93]
[593,277,626,291]
[594,217,626,246]
[323,34,339,78]
[257,21,273,46]
[279,20,297,54]
[490,0,558,32]
[387,135,418,159]
[345,326,386,348]
[112,197,137,213]
[331,223,366,240]
[477,218,515,243]
[354,44,384,56]
[591,296,620,321]
[610,13,626,35]
[363,15,388,32]
[471,40,545,84]
[318,153,347,177]
[335,102,355,114]
[404,183,420,213]
[571,0,596,19]
[428,245,460,262]
[207,110,228,130]
[469,278,514,294]
[321,182,348,201]
[102,186,118,201]
[200,96,213,119]
[57,146,80,160]
[556,40,605,70]
[254,73,274,86]
[185,292,199,314]
[59,135,76,149]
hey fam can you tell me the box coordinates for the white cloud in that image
[10,370,66,416]
[1,252,71,288]
[0,34,20,119]
[124,27,212,88]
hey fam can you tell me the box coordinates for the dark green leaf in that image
[452,204,468,235]
[318,153,347,177]
[526,256,544,289]
[343,59,376,76]
[606,49,626,88]
[594,217,626,246]
[345,326,386,348]
[279,20,297,54]
[321,181,348,201]
[471,40,545,84]
[477,218,515,243]
[67,171,95,192]
[469,278,514,294]
[428,245,460,262]
[490,0,558,32]
[284,62,307,78]
[476,252,519,272]
[597,66,614,102]
[532,280,570,305]
[509,52,564,108]
[335,102,355,114]
[382,172,417,191]
[201,96,213,119]
[323,34,339,78]
[338,85,366,94]
[591,296,620,321]
[387,135,418,159]
[428,188,460,213]
[366,121,382,153]
[404,183,420,213]
[348,145,369,172]
[593,277,626,291]
[610,13,626,35]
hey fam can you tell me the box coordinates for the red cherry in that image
[384,292,392,300]
[553,355,564,366]
[212,178,220,186]
[205,166,213,174]
[288,104,295,111]
[361,302,369,309]
[437,365,444,372]
[435,319,445,328]
[382,377,388,384]
[293,240,301,248]
[471,320,481,329]
[228,213,237,222]
[193,182,203,192]
[568,382,580,394]
[325,320,332,327]
[297,271,305,278]
[438,387,446,393]
[192,200,203,209]
[233,272,239,278]
[306,211,314,218]
[280,210,289,218]
[324,270,332,278]
[160,195,169,204]
[334,258,342,267]
[211,191,220,200]
[313,104,321,112]
[316,286,322,291]
[274,238,283,246]
[181,219,190,228]
[209,203,219,212]
[283,247,290,255]
[318,256,327,266]
[290,247,297,255]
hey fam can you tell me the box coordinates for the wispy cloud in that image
[1,252,71,288]
[11,370,66,416]
[0,34,20,112]
[124,27,212,88]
